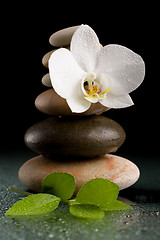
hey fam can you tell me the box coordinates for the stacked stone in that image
[18,26,140,194]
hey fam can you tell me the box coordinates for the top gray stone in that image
[49,26,80,47]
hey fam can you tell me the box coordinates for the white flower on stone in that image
[49,24,145,113]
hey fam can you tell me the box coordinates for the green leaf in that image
[76,178,119,209]
[70,204,104,219]
[8,186,32,196]
[41,172,75,201]
[102,200,133,211]
[5,193,60,216]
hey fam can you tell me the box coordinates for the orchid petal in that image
[71,25,101,72]
[100,93,134,108]
[84,94,99,103]
[49,48,86,99]
[96,44,145,95]
[67,96,91,113]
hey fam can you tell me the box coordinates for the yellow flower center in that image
[89,85,98,95]
[82,73,111,102]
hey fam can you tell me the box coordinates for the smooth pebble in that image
[35,89,109,116]
[18,154,140,194]
[42,50,55,68]
[42,47,70,68]
[41,73,52,87]
[49,26,80,47]
[24,115,126,158]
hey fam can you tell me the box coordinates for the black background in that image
[1,6,159,158]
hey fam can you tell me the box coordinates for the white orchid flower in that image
[49,25,145,113]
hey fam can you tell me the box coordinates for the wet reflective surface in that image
[0,151,160,240]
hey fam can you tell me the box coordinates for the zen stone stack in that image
[19,25,143,195]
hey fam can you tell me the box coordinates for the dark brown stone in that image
[24,116,126,158]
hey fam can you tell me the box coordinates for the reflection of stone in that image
[118,196,134,206]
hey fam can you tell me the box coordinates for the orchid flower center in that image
[82,73,111,102]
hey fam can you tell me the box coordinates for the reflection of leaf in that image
[41,172,75,201]
[5,194,60,216]
[70,204,104,219]
[76,178,119,208]
[102,200,133,211]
